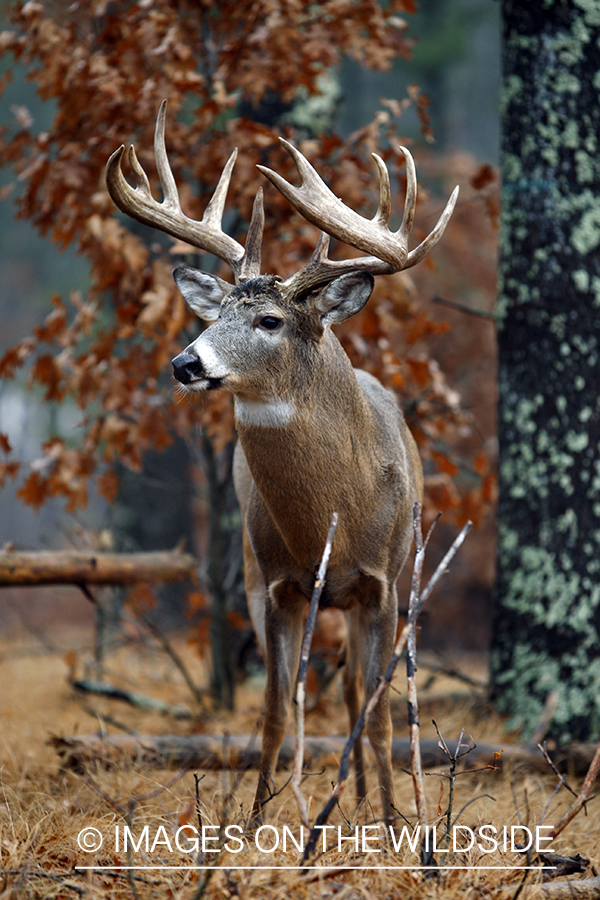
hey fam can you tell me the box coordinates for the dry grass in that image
[0,628,598,900]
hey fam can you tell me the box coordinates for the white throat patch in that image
[235,398,295,428]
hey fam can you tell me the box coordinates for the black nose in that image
[172,352,203,384]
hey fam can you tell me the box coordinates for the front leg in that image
[357,578,398,825]
[251,578,306,822]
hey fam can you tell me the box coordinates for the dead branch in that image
[292,512,338,827]
[538,742,579,800]
[127,598,205,706]
[539,853,589,880]
[406,505,437,840]
[536,877,600,899]
[432,719,479,837]
[303,512,472,859]
[494,877,600,900]
[549,741,600,840]
[50,732,600,775]
[431,293,496,320]
[0,549,197,586]
[70,679,193,718]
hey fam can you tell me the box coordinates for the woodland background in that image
[4,4,600,898]
[0,0,500,686]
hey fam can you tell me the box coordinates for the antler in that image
[105,100,264,283]
[257,139,458,295]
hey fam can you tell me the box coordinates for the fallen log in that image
[49,732,600,776]
[494,877,600,900]
[533,878,600,899]
[0,550,197,586]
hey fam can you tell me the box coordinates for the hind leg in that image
[343,608,367,805]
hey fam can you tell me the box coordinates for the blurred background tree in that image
[0,0,499,706]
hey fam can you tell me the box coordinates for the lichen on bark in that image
[491,1,600,742]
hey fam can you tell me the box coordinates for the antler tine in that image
[371,153,391,228]
[106,101,265,282]
[398,146,417,239]
[128,144,152,196]
[202,147,238,229]
[239,187,264,280]
[154,98,180,211]
[404,184,459,270]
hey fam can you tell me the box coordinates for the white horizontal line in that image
[75,865,557,871]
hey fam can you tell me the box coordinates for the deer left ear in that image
[315,272,374,325]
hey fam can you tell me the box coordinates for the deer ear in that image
[172,265,230,322]
[315,271,374,325]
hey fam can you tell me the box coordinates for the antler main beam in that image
[258,139,458,295]
[105,101,264,282]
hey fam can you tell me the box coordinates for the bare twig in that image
[80,706,139,737]
[431,294,496,320]
[128,600,205,707]
[538,743,577,795]
[414,657,486,690]
[432,720,477,839]
[450,793,497,828]
[303,509,472,860]
[292,512,338,827]
[0,870,86,895]
[538,742,579,803]
[510,869,532,900]
[406,505,438,857]
[549,741,600,840]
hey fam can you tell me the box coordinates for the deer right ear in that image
[172,265,229,322]
[316,271,375,325]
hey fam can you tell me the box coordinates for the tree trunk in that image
[196,432,244,712]
[491,2,600,741]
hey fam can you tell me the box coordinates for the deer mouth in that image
[205,376,225,390]
[175,374,225,393]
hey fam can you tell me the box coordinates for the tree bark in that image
[0,550,197,586]
[195,432,244,712]
[491,2,600,741]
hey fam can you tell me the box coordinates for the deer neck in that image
[234,331,370,451]
[233,333,376,565]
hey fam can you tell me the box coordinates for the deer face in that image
[171,265,374,407]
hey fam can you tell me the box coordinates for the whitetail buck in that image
[106,101,458,825]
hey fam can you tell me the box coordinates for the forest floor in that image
[0,595,598,899]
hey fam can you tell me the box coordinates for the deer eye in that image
[256,315,282,332]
